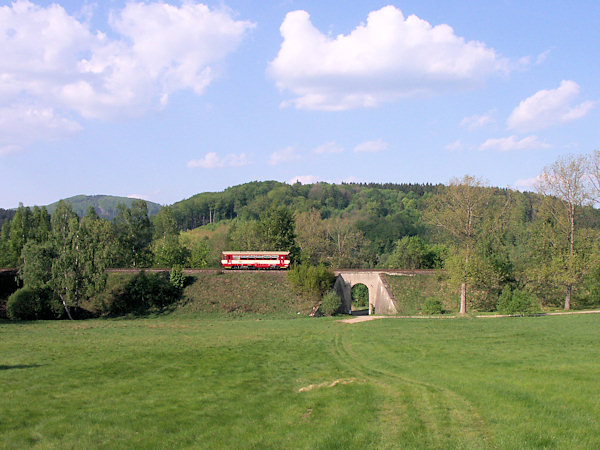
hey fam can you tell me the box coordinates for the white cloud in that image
[313,141,344,154]
[268,6,508,110]
[187,152,249,169]
[536,49,551,64]
[513,175,544,191]
[269,146,300,165]
[445,140,463,151]
[460,111,495,129]
[479,135,550,151]
[0,1,253,148]
[288,175,318,185]
[0,105,82,152]
[353,139,388,153]
[507,80,595,132]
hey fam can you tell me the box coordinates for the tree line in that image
[2,150,600,318]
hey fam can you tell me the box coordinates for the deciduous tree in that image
[536,154,590,310]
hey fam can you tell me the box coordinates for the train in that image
[221,251,291,269]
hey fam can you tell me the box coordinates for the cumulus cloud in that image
[507,80,594,132]
[313,141,344,154]
[460,111,495,129]
[0,0,253,150]
[187,152,249,169]
[268,6,508,110]
[269,146,300,165]
[0,105,82,152]
[479,135,550,151]
[353,139,388,153]
[513,175,544,191]
[289,175,318,185]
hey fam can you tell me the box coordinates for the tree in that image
[536,154,590,310]
[189,238,210,268]
[386,236,445,269]
[50,201,81,319]
[295,209,329,265]
[49,202,116,319]
[324,216,366,268]
[5,204,33,267]
[152,234,190,267]
[260,206,299,261]
[425,175,500,314]
[114,200,153,268]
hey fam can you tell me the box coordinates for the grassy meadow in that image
[2,314,600,448]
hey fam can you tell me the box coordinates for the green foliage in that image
[170,265,185,289]
[385,273,458,315]
[351,283,369,308]
[114,200,154,268]
[497,286,539,315]
[422,297,443,315]
[108,271,181,315]
[152,234,190,267]
[49,202,116,319]
[386,236,446,269]
[287,264,335,300]
[320,290,342,316]
[19,241,54,289]
[189,238,210,268]
[6,286,61,320]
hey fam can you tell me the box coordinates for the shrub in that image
[422,297,443,315]
[320,290,342,316]
[497,286,538,315]
[109,271,182,315]
[287,264,335,300]
[170,265,185,289]
[6,287,61,320]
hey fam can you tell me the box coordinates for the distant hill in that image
[45,195,161,221]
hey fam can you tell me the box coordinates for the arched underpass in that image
[334,271,399,315]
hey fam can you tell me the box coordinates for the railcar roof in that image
[222,251,290,255]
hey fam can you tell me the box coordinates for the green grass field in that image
[2,314,600,448]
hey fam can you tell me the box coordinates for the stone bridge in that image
[333,270,435,315]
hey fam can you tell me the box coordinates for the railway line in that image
[104,268,437,275]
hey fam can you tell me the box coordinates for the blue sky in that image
[1,0,598,208]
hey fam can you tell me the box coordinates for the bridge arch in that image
[333,271,398,315]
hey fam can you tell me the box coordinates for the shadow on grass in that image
[0,364,42,370]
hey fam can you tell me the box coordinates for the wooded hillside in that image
[3,152,600,317]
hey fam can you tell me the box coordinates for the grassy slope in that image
[87,271,316,318]
[177,271,316,316]
[385,273,459,315]
[1,314,600,448]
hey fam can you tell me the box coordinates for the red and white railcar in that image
[221,251,291,269]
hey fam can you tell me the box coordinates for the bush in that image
[109,271,182,315]
[422,297,443,315]
[287,264,335,300]
[170,265,185,289]
[6,287,61,320]
[320,290,342,316]
[497,286,538,315]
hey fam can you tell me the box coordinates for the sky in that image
[1,0,599,208]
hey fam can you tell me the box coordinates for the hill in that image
[45,195,161,221]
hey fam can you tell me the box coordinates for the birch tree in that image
[536,153,591,310]
[425,175,493,314]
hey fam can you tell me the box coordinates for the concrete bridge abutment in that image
[333,271,398,315]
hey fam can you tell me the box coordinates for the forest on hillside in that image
[2,151,600,318]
